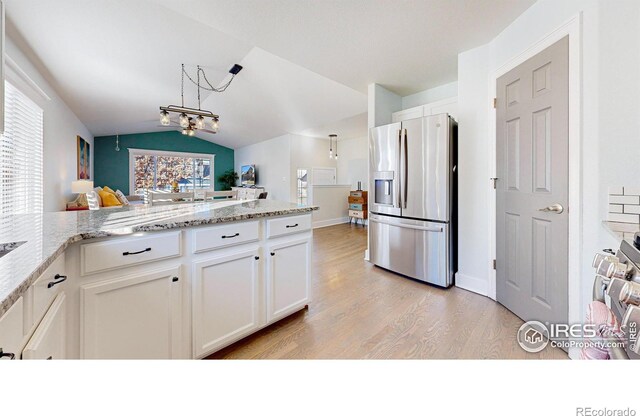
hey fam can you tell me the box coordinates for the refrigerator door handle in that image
[396,129,402,208]
[402,128,408,209]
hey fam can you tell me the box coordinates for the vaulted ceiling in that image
[5,0,534,148]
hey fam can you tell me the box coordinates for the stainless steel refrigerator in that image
[368,113,457,287]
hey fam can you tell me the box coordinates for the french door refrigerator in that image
[368,113,457,287]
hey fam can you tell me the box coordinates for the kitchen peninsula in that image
[0,200,317,359]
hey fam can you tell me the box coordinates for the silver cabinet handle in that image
[538,203,564,214]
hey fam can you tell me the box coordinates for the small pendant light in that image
[329,134,336,159]
[115,133,120,152]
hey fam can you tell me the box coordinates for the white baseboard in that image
[455,272,488,297]
[313,217,350,229]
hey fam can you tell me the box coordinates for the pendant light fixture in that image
[114,133,120,152]
[329,134,337,159]
[158,63,243,136]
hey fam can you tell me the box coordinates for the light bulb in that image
[179,113,190,128]
[195,115,205,129]
[211,118,219,132]
[329,150,333,159]
[160,110,170,126]
[181,129,189,136]
[188,128,195,136]
[335,154,338,160]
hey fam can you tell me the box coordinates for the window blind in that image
[0,81,44,215]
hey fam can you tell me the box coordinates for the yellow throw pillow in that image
[98,190,122,207]
[102,186,117,195]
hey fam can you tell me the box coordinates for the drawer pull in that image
[47,274,67,289]
[221,233,240,239]
[255,256,260,260]
[172,277,179,282]
[0,348,15,360]
[122,247,152,256]
[285,224,299,228]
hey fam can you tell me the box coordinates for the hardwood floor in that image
[207,223,567,359]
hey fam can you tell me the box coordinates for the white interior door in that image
[496,36,569,325]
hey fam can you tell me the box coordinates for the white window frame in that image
[128,148,215,194]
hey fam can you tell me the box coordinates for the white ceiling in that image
[5,0,534,149]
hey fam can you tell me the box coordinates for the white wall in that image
[368,83,401,128]
[456,0,640,321]
[311,185,351,228]
[289,134,337,201]
[455,43,491,295]
[234,133,291,202]
[401,81,458,110]
[5,36,93,212]
[336,135,368,191]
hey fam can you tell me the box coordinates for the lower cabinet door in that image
[192,249,261,358]
[266,237,311,323]
[80,266,183,359]
[23,293,66,360]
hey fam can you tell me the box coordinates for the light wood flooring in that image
[207,223,567,359]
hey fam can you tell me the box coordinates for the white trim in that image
[487,14,583,330]
[4,55,51,103]
[128,148,215,194]
[455,272,489,296]
[312,217,350,229]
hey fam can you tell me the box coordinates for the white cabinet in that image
[80,265,183,359]
[266,237,311,323]
[22,293,66,360]
[0,297,24,360]
[28,253,66,330]
[192,248,262,358]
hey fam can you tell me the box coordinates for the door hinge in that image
[493,259,497,270]
[493,98,497,109]
[490,177,498,189]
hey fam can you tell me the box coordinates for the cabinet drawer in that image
[193,221,259,253]
[349,203,367,210]
[348,196,365,204]
[350,191,368,198]
[266,214,311,239]
[81,231,181,275]
[23,293,66,360]
[30,253,66,326]
[349,210,367,219]
[0,297,24,360]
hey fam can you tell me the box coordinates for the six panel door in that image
[496,36,569,325]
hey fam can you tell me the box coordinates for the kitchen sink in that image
[0,241,26,258]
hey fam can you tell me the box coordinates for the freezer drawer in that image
[369,214,451,287]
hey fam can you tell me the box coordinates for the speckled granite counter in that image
[603,221,640,244]
[0,200,317,317]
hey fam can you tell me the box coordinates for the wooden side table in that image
[348,190,368,226]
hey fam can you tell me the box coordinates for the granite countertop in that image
[602,221,640,244]
[0,200,318,318]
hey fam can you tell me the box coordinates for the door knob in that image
[538,203,564,214]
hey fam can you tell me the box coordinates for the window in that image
[0,81,44,215]
[296,168,308,205]
[129,149,214,195]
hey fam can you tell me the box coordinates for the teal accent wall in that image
[94,131,235,195]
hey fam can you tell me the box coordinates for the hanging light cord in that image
[182,65,237,93]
